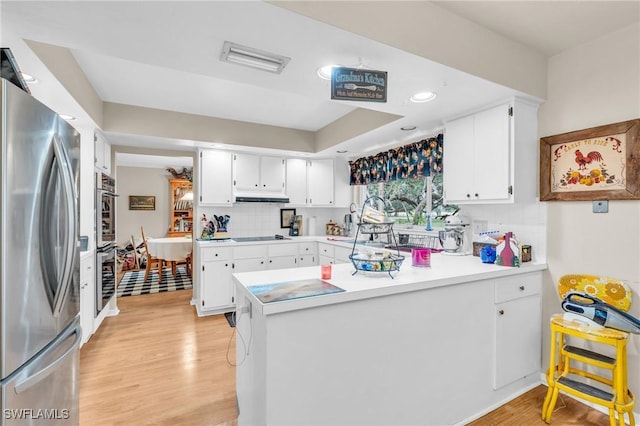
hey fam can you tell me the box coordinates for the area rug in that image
[117,267,192,297]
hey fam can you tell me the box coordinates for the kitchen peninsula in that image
[233,255,546,426]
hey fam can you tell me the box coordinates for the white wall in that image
[538,23,640,409]
[116,166,173,245]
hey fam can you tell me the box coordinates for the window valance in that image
[349,134,443,185]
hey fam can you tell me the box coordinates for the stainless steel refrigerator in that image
[0,78,81,424]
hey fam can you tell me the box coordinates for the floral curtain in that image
[349,134,443,185]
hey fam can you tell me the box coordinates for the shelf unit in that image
[350,196,404,278]
[168,178,193,237]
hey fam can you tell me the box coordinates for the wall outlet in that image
[472,219,488,235]
[592,200,608,213]
[241,298,252,318]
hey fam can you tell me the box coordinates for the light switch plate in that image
[472,219,488,234]
[593,200,608,213]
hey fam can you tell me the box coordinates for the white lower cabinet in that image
[333,246,352,264]
[318,243,351,264]
[318,243,334,263]
[298,242,318,267]
[267,244,298,270]
[233,245,268,273]
[80,254,95,346]
[196,241,323,315]
[493,273,542,389]
[198,246,234,315]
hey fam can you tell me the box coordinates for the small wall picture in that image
[280,208,296,228]
[129,195,156,211]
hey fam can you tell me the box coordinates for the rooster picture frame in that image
[540,118,640,201]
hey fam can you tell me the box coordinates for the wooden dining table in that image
[146,236,193,279]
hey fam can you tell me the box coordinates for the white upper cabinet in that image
[286,158,335,206]
[233,153,285,194]
[199,150,233,205]
[307,159,334,206]
[443,98,538,204]
[260,156,286,192]
[285,158,308,205]
[94,130,111,175]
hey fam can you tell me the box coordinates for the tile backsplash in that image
[197,205,348,238]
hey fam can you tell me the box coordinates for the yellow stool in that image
[542,275,635,426]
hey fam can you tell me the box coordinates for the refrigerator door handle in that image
[13,322,81,395]
[50,134,79,317]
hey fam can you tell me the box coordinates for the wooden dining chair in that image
[174,252,192,277]
[141,227,164,282]
[170,243,192,277]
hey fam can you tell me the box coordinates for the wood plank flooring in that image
[80,290,610,426]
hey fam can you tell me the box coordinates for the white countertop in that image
[233,253,546,316]
[195,235,355,247]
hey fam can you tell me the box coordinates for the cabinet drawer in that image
[233,245,268,259]
[268,243,298,257]
[318,243,334,257]
[298,242,318,255]
[200,247,232,261]
[494,273,541,303]
[334,246,352,263]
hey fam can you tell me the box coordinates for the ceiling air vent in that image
[220,41,290,74]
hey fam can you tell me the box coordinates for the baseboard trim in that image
[456,378,542,425]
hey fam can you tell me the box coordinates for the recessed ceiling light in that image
[410,91,437,103]
[317,64,341,80]
[401,126,417,131]
[59,114,76,121]
[20,72,38,83]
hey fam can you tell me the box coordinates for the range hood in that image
[234,192,290,203]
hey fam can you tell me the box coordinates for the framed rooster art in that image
[540,118,640,201]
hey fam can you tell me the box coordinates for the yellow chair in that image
[542,274,635,426]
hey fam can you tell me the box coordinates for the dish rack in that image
[349,196,405,278]
[391,233,441,252]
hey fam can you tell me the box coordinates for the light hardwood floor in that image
[80,290,609,426]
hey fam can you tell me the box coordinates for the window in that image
[364,174,458,228]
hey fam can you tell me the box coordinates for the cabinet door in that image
[80,256,95,346]
[267,255,298,270]
[334,246,353,264]
[260,156,285,192]
[443,114,475,202]
[298,254,317,267]
[201,260,233,309]
[200,150,233,205]
[94,131,111,174]
[234,257,267,273]
[493,295,541,389]
[319,255,334,265]
[286,158,308,205]
[233,153,261,192]
[474,104,510,201]
[307,159,334,206]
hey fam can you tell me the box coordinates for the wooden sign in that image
[331,67,387,102]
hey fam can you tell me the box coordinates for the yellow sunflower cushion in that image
[558,274,632,312]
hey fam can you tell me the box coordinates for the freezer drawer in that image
[1,318,80,425]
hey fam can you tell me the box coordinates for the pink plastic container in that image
[411,248,431,267]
